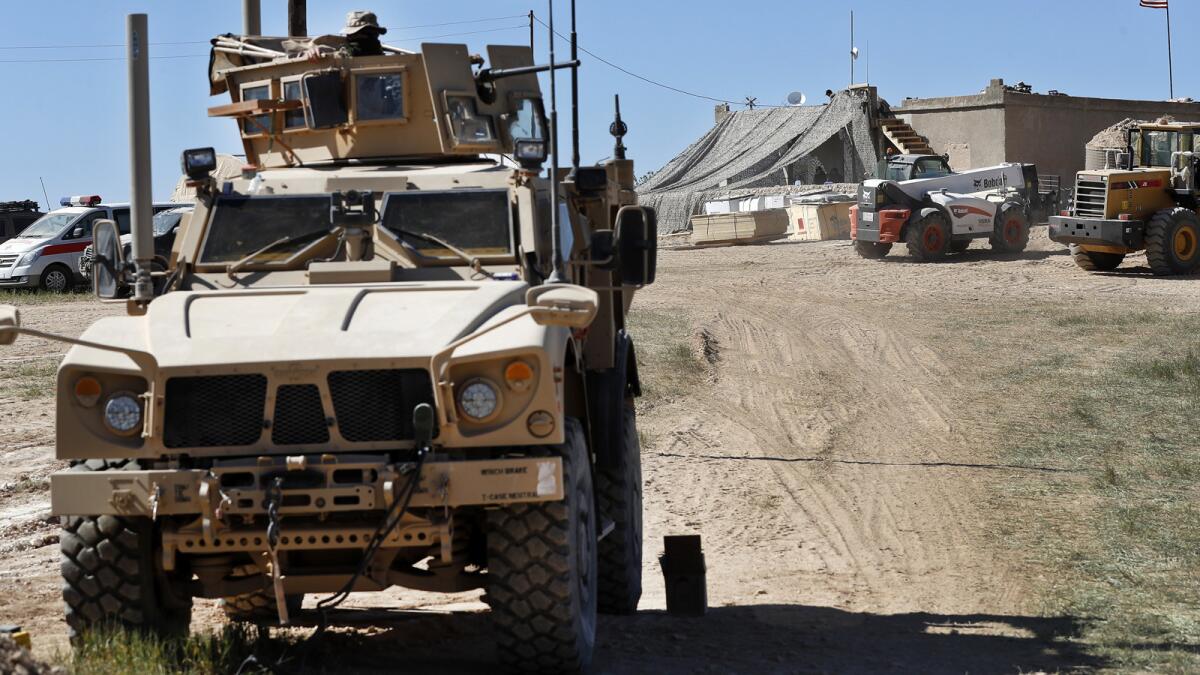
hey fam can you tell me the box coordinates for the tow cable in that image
[239,404,436,674]
[265,477,289,625]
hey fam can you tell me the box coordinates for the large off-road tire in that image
[220,565,304,624]
[1069,244,1124,272]
[990,203,1030,253]
[61,459,192,639]
[852,240,892,259]
[1145,207,1200,276]
[949,239,971,253]
[904,211,950,261]
[595,403,643,615]
[486,417,597,673]
[39,263,73,293]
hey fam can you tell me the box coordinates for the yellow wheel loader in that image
[1050,122,1200,275]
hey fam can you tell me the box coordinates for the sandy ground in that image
[3,230,1199,673]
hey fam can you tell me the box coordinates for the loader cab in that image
[1132,124,1198,169]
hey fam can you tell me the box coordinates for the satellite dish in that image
[786,91,806,106]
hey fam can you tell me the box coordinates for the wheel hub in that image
[1005,218,1022,244]
[1174,226,1197,260]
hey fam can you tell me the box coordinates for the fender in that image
[587,329,640,469]
[902,205,945,239]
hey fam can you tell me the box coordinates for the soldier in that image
[342,10,387,57]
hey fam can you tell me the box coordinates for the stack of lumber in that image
[689,209,789,247]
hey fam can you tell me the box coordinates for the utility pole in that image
[1166,2,1174,99]
[126,14,154,304]
[243,0,261,36]
[849,10,854,86]
[528,10,534,53]
[288,0,307,37]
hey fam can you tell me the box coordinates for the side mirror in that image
[303,72,348,129]
[614,206,658,287]
[92,219,124,300]
[526,284,598,329]
[589,230,615,270]
[70,227,84,239]
[0,304,19,346]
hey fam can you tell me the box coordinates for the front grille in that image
[1073,177,1107,219]
[328,369,434,442]
[0,254,17,268]
[164,374,267,449]
[272,384,329,445]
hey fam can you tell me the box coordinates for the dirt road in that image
[3,231,1197,672]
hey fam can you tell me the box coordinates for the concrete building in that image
[895,78,1200,183]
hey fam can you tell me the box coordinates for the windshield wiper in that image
[226,229,334,281]
[394,228,495,279]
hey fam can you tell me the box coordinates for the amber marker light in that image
[504,361,535,392]
[74,376,102,407]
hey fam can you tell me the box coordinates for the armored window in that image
[241,83,271,136]
[282,79,305,130]
[380,189,513,258]
[200,195,333,264]
[354,72,404,122]
[445,95,495,146]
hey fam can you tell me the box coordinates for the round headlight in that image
[103,393,142,436]
[458,379,500,422]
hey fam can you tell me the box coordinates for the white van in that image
[0,196,180,291]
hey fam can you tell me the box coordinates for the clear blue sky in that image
[0,0,1193,205]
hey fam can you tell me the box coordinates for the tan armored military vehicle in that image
[0,11,656,672]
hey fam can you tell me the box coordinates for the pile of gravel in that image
[0,635,63,675]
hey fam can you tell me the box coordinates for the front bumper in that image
[0,266,36,287]
[851,206,909,243]
[1048,216,1144,249]
[51,453,563,518]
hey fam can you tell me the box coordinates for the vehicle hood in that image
[75,281,532,370]
[0,238,45,254]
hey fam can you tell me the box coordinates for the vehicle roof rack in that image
[0,200,40,213]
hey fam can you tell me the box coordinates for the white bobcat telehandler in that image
[849,154,1049,260]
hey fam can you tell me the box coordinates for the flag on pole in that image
[1139,0,1168,8]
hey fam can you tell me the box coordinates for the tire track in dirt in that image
[666,281,1022,616]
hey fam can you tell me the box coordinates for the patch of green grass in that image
[0,356,58,399]
[58,625,287,675]
[1051,309,1165,329]
[988,309,1200,670]
[626,308,706,408]
[0,289,94,306]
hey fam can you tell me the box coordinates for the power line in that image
[533,15,777,108]
[390,24,528,43]
[0,40,209,50]
[0,54,206,64]
[389,14,529,31]
[0,24,528,63]
[0,15,530,51]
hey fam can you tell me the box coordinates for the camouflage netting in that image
[637,89,879,233]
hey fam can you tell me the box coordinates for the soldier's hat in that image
[342,11,387,36]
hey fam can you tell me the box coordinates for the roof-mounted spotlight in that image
[181,147,217,181]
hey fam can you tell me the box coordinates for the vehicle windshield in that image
[380,189,512,258]
[16,213,76,238]
[913,158,952,178]
[1141,130,1188,167]
[199,195,332,264]
[884,163,911,181]
[153,209,187,236]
